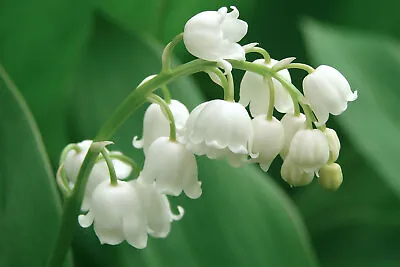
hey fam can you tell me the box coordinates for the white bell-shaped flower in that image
[303,65,358,125]
[323,128,340,163]
[251,115,284,171]
[183,6,247,71]
[63,140,132,211]
[78,180,148,249]
[133,100,189,155]
[281,159,314,187]
[280,113,307,159]
[138,137,201,199]
[184,99,253,167]
[239,59,294,116]
[286,129,329,172]
[131,180,184,238]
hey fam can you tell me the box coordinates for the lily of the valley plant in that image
[48,6,357,267]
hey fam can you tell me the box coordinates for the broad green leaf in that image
[0,67,71,267]
[0,0,93,161]
[301,20,400,198]
[294,135,400,267]
[97,0,256,42]
[70,16,318,267]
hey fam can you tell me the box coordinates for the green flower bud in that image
[318,163,343,191]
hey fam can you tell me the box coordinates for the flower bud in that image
[280,113,307,159]
[303,65,357,125]
[281,159,314,187]
[287,129,329,172]
[318,163,343,191]
[251,116,284,171]
[324,128,340,162]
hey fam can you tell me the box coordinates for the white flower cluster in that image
[59,140,183,249]
[182,5,357,189]
[58,6,357,250]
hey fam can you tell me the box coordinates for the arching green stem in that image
[229,60,301,115]
[161,33,183,72]
[275,63,315,74]
[148,93,177,141]
[205,67,230,98]
[245,47,271,63]
[108,152,141,178]
[100,148,118,186]
[299,103,314,129]
[59,144,81,165]
[161,85,172,104]
[225,72,235,101]
[266,76,275,120]
[47,59,216,267]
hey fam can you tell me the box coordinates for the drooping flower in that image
[131,180,184,238]
[303,65,358,125]
[323,128,341,163]
[138,137,201,199]
[318,163,343,191]
[280,159,314,187]
[286,129,329,172]
[183,6,248,72]
[184,99,253,167]
[63,140,132,211]
[133,100,189,155]
[78,180,148,249]
[239,59,294,116]
[280,113,307,159]
[251,115,284,171]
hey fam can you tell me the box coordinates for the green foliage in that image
[70,16,318,267]
[297,20,400,266]
[302,20,400,198]
[1,0,400,266]
[0,0,93,161]
[0,68,72,267]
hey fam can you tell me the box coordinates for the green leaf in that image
[0,66,71,267]
[301,19,400,198]
[70,16,318,267]
[97,0,257,43]
[299,19,400,266]
[0,0,93,161]
[294,135,400,267]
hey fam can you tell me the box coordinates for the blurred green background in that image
[1,0,400,266]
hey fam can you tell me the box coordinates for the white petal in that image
[280,113,307,159]
[132,136,144,149]
[251,116,284,171]
[94,222,125,245]
[123,214,148,249]
[287,129,329,172]
[221,6,247,43]
[78,211,94,228]
[112,158,133,179]
[171,206,185,221]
